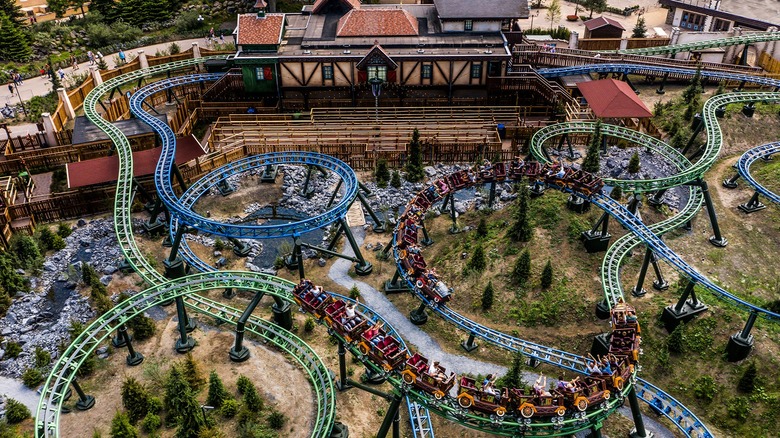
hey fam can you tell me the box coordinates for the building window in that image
[464,20,473,31]
[323,65,333,80]
[712,18,730,32]
[501,19,512,31]
[255,67,265,80]
[421,64,432,79]
[471,64,481,79]
[367,65,387,82]
[680,11,706,31]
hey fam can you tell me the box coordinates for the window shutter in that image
[264,67,273,80]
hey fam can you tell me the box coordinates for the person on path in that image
[70,55,78,70]
[118,49,126,64]
[87,51,95,65]
[220,32,225,44]
[57,68,65,80]
[8,83,14,96]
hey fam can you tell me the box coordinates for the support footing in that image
[361,367,387,385]
[229,347,250,362]
[708,236,728,247]
[232,242,252,257]
[384,280,410,294]
[726,333,754,362]
[175,336,195,353]
[126,352,144,367]
[629,429,654,438]
[142,219,166,236]
[595,299,611,320]
[461,334,478,353]
[163,257,187,279]
[631,286,647,298]
[112,333,131,348]
[284,254,299,270]
[217,181,235,196]
[653,279,670,291]
[529,185,546,197]
[715,107,726,118]
[260,165,279,183]
[590,333,611,358]
[409,308,428,325]
[420,236,434,246]
[75,395,95,411]
[329,422,349,438]
[661,300,708,332]
[738,202,766,213]
[354,262,373,276]
[581,231,612,253]
[567,195,590,213]
[722,179,738,189]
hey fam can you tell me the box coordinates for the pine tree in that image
[582,120,602,173]
[375,159,390,188]
[0,0,23,23]
[481,280,494,310]
[46,0,71,17]
[682,67,703,101]
[501,352,527,389]
[541,260,553,289]
[120,377,149,423]
[405,129,425,182]
[164,366,190,425]
[236,374,252,395]
[632,17,647,38]
[96,56,109,71]
[737,362,757,393]
[390,170,402,188]
[126,314,156,341]
[508,184,532,242]
[5,398,30,424]
[627,152,641,174]
[110,411,139,438]
[174,388,205,438]
[89,0,119,21]
[584,0,607,18]
[667,324,685,353]
[206,370,231,409]
[512,249,531,285]
[243,381,264,411]
[467,244,486,273]
[476,218,488,238]
[182,352,206,392]
[610,185,623,201]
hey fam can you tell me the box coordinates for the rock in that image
[365,243,373,250]
[99,275,112,285]
[454,202,467,214]
[213,251,222,257]
[318,258,327,267]
[424,166,437,177]
[374,243,383,252]
[77,219,87,227]
[102,265,117,275]
[43,261,57,272]
[96,346,108,355]
[461,252,468,259]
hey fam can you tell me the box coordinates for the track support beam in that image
[357,192,386,233]
[631,246,653,297]
[581,211,611,253]
[376,394,403,438]
[229,291,265,362]
[120,325,144,366]
[627,386,652,438]
[420,219,434,246]
[691,179,727,247]
[410,302,428,325]
[461,333,478,352]
[72,379,95,411]
[727,310,757,362]
[336,340,352,391]
[722,173,740,189]
[738,191,766,213]
[661,280,707,331]
[385,269,411,294]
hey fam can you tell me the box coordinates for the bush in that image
[349,285,360,299]
[304,317,316,333]
[110,411,139,438]
[390,170,402,188]
[127,314,156,341]
[481,281,494,310]
[375,159,390,188]
[198,428,226,438]
[168,42,181,55]
[5,398,30,424]
[627,152,641,174]
[76,353,97,377]
[220,399,239,418]
[540,260,553,289]
[267,411,286,430]
[206,370,230,409]
[37,227,57,251]
[85,22,142,48]
[5,341,22,358]
[121,377,150,423]
[236,375,252,395]
[10,234,41,271]
[667,324,685,353]
[467,244,487,273]
[141,413,161,433]
[174,10,206,33]
[476,218,488,238]
[243,383,263,412]
[511,250,531,285]
[182,352,206,392]
[34,346,51,368]
[21,367,44,388]
[147,396,162,414]
[692,375,718,403]
[727,396,750,421]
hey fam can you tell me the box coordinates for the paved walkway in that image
[526,0,672,37]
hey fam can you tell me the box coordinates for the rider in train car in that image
[479,159,495,181]
[456,375,510,417]
[509,157,526,180]
[493,161,507,180]
[423,184,441,203]
[401,354,456,399]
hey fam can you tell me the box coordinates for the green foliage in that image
[682,67,703,102]
[546,0,561,30]
[21,367,44,388]
[692,375,718,403]
[4,398,30,424]
[476,218,488,238]
[82,263,98,285]
[582,120,602,173]
[198,428,226,438]
[0,0,25,23]
[10,234,42,271]
[512,249,531,285]
[0,252,26,298]
[110,411,139,438]
[76,353,97,377]
[540,260,553,289]
[652,101,664,117]
[141,413,160,433]
[126,314,156,341]
[304,317,316,333]
[174,10,206,33]
[0,12,31,62]
[220,399,240,418]
[610,186,623,201]
[390,170,402,188]
[121,377,150,423]
[164,366,190,424]
[496,352,527,390]
[168,42,181,55]
[206,370,231,409]
[5,341,21,358]
[375,159,390,188]
[182,352,206,392]
[96,56,108,70]
[670,130,687,150]
[267,411,286,430]
[727,396,750,421]
[467,244,487,273]
[237,421,276,438]
[34,346,51,368]
[174,387,205,438]
[583,0,607,18]
[627,152,641,174]
[27,92,59,121]
[147,396,162,414]
[0,291,10,318]
[405,129,425,182]
[349,284,360,299]
[632,17,647,38]
[85,21,143,48]
[481,280,494,310]
[666,324,685,353]
[523,26,571,40]
[37,227,57,251]
[236,374,252,395]
[738,362,757,393]
[566,215,590,242]
[508,184,532,242]
[243,382,264,412]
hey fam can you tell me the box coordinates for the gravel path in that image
[0,375,40,413]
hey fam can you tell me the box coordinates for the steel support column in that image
[376,394,403,438]
[631,246,653,297]
[336,340,351,391]
[627,385,650,438]
[229,291,265,362]
[72,379,95,411]
[340,218,373,275]
[693,179,728,247]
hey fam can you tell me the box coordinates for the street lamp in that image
[369,76,383,125]
[530,11,539,31]
[12,82,27,118]
[200,405,214,424]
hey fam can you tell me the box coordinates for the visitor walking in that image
[70,54,78,70]
[58,68,65,80]
[118,49,126,64]
[8,83,14,96]
[87,51,95,65]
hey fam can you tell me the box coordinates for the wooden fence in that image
[578,38,671,51]
[759,51,780,73]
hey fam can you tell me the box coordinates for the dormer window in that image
[464,20,473,31]
[367,65,387,82]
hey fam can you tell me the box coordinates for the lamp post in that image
[12,82,27,118]
[200,405,214,424]
[369,76,383,125]
[530,11,539,31]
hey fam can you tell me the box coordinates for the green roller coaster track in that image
[617,31,780,56]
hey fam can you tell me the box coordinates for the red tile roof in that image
[583,16,626,31]
[253,0,267,8]
[312,0,361,14]
[576,79,652,118]
[337,9,419,37]
[236,13,285,46]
